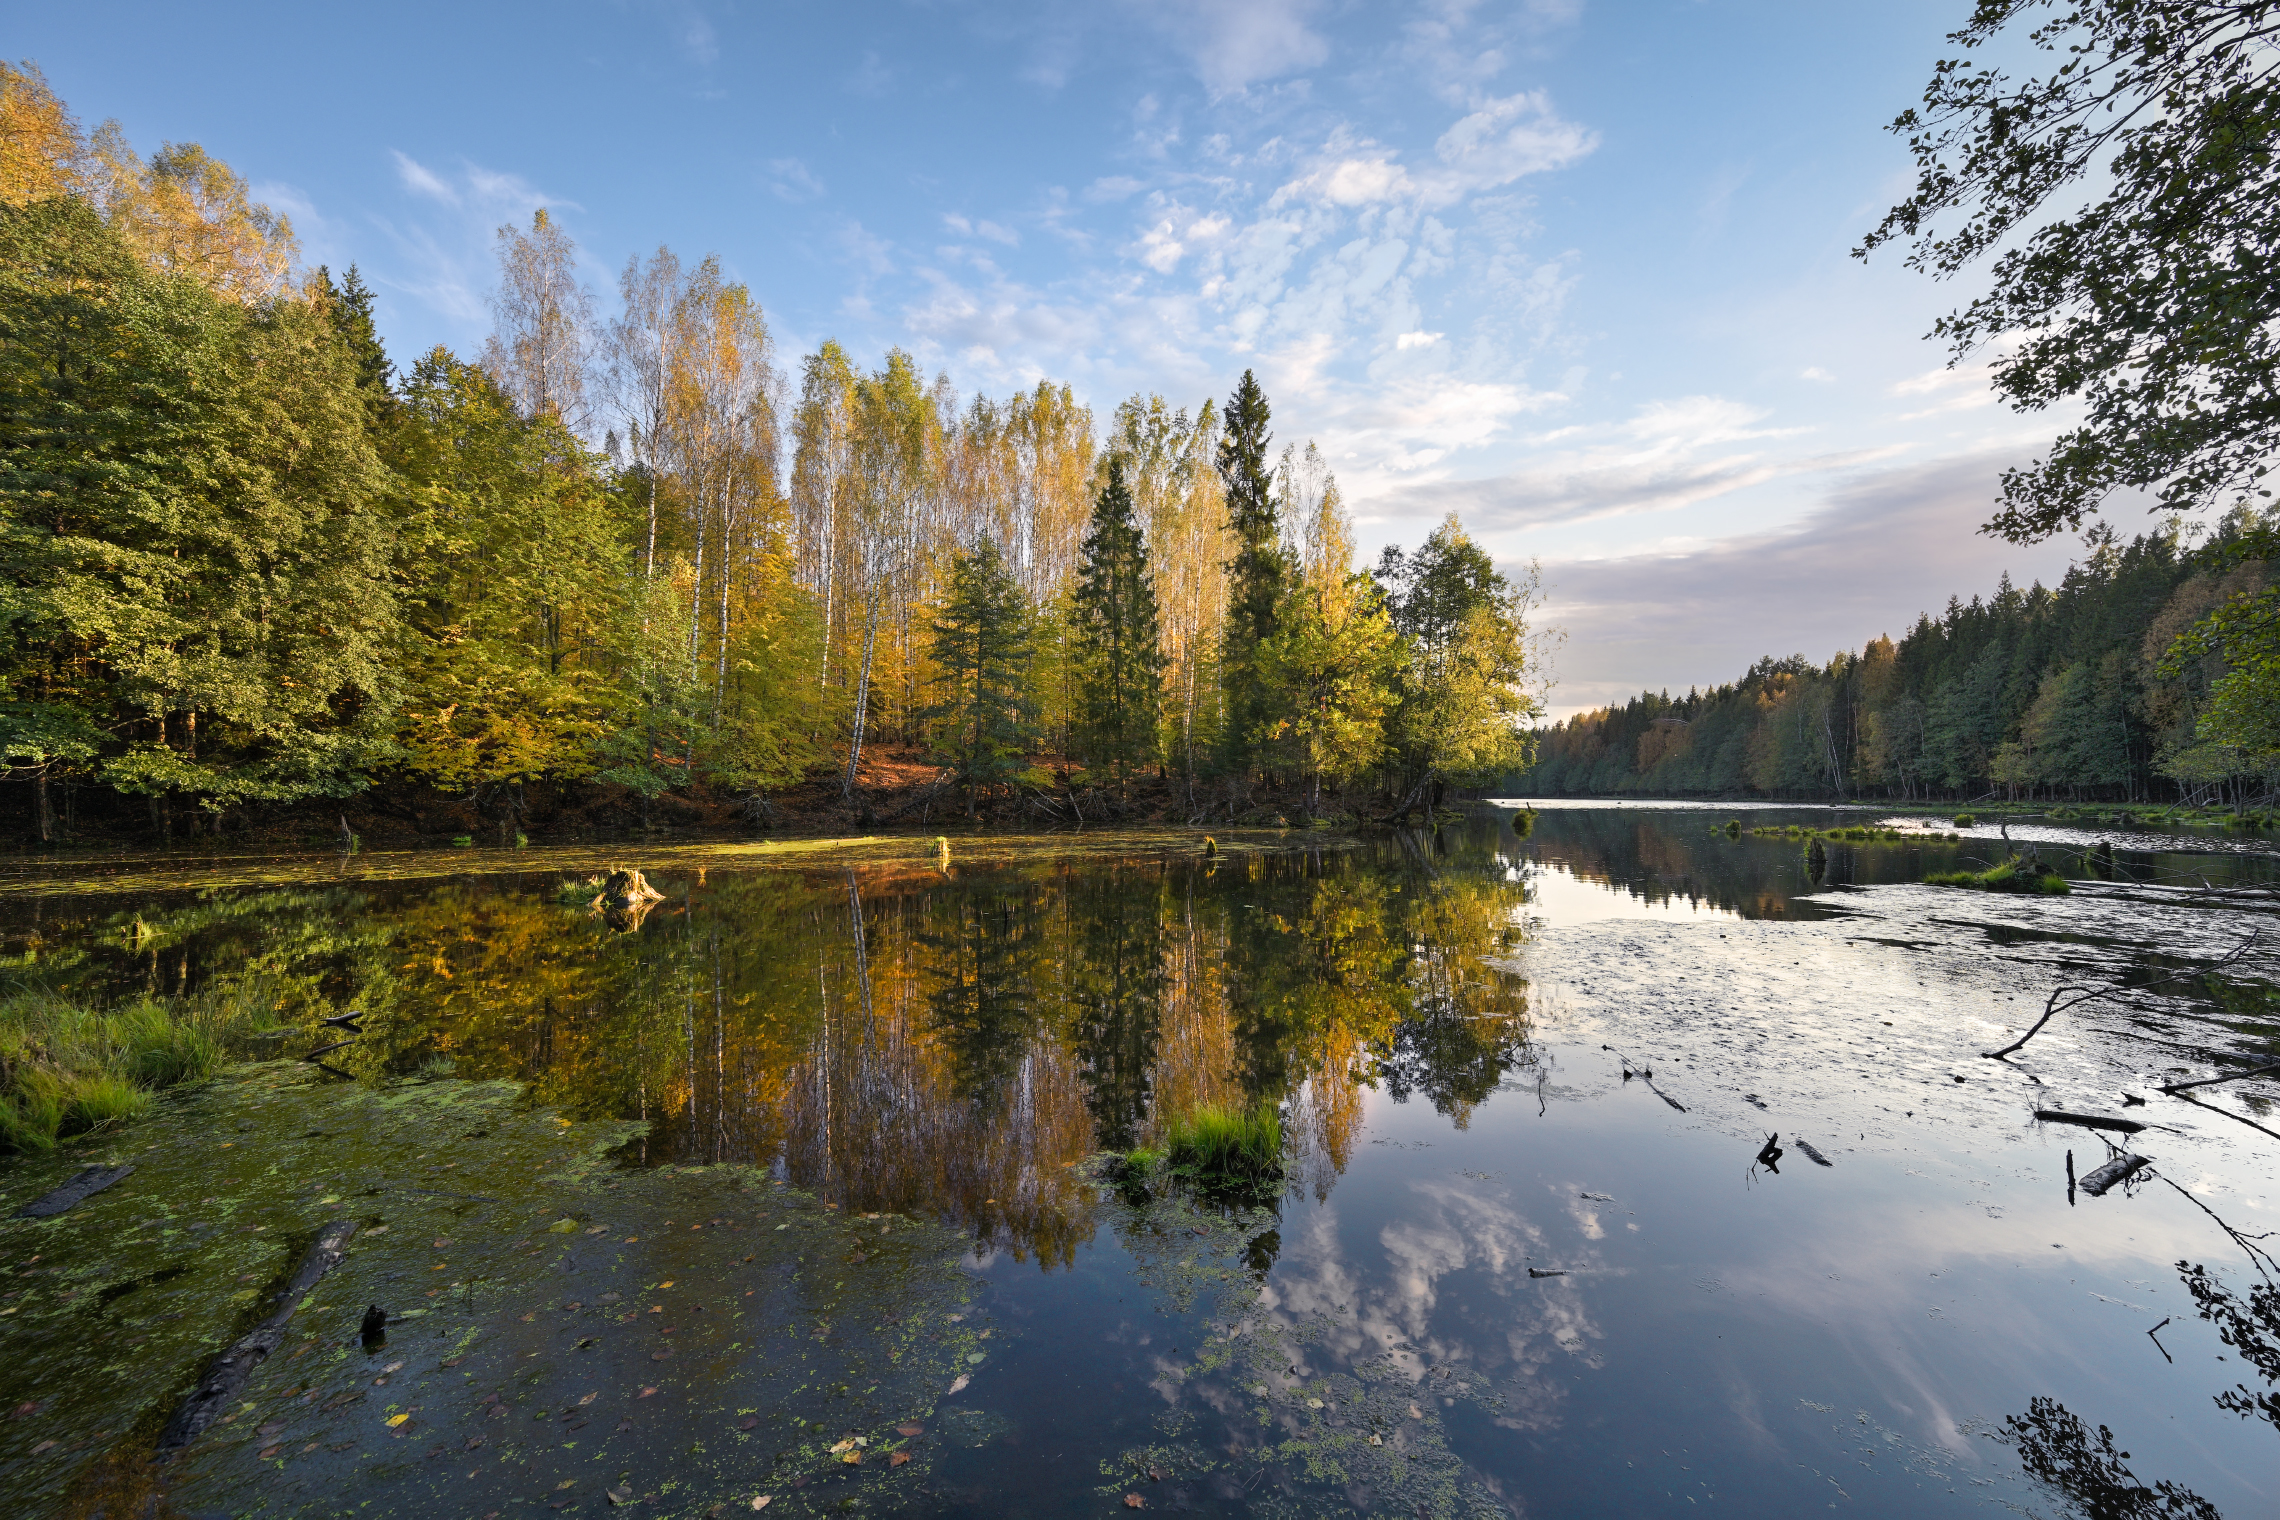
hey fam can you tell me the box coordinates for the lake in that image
[0,803,2274,1518]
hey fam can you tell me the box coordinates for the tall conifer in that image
[1071,457,1164,791]
[1216,370,1289,778]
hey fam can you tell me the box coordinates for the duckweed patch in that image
[0,1062,977,1518]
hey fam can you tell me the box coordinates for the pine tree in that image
[925,537,1037,810]
[1216,369,1289,778]
[1071,457,1164,792]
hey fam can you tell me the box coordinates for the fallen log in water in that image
[14,1164,134,1219]
[2033,1109,2146,1135]
[158,1219,357,1451]
[2077,1154,2150,1198]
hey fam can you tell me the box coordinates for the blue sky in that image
[20,0,2095,714]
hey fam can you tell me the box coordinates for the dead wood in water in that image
[2034,1110,2147,1135]
[1983,932,2265,1060]
[158,1220,356,1451]
[2077,1154,2150,1197]
[14,1164,133,1219]
[2161,1062,2280,1096]
[1793,1139,1834,1167]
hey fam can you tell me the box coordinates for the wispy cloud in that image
[371,154,577,341]
[1529,449,2079,715]
[1365,396,1904,533]
[767,157,825,203]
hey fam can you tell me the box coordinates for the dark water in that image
[0,808,2275,1518]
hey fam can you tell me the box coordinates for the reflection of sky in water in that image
[1516,857,1742,925]
[3,810,2274,1517]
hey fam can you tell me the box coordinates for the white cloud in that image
[1084,175,1145,203]
[370,154,573,337]
[1397,330,1444,350]
[1142,0,1330,94]
[1271,93,1594,213]
[1800,366,1835,383]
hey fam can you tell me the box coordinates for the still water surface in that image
[1,806,2275,1517]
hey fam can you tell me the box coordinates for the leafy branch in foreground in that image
[1861,0,2280,541]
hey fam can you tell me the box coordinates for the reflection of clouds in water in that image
[1254,1179,1606,1433]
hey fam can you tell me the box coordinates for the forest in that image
[0,63,1543,845]
[1517,516,2276,805]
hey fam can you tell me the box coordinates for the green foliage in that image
[1523,525,2273,804]
[391,347,627,791]
[924,537,1038,800]
[1376,516,1540,808]
[0,196,399,813]
[1070,457,1165,786]
[1953,813,1975,827]
[1863,0,2280,540]
[1162,1102,1284,1185]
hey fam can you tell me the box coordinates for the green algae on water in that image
[0,1062,980,1518]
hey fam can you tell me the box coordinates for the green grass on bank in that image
[0,991,263,1152]
[1923,860,2072,895]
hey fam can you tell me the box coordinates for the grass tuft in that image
[1162,1103,1284,1185]
[1924,860,2070,894]
[0,989,264,1152]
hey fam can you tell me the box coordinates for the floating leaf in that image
[608,1487,635,1506]
[547,1218,579,1234]
[945,1375,969,1395]
[888,1451,911,1467]
[1124,1495,1146,1509]
[750,1499,771,1512]
[895,1423,923,1437]
[738,1416,759,1430]
[1306,1398,1324,1409]
[385,1414,409,1428]
[966,1353,985,1364]
[578,1392,598,1405]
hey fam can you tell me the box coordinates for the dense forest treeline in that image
[1518,518,2276,804]
[0,64,1543,844]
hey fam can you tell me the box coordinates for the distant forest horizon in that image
[1514,515,2274,807]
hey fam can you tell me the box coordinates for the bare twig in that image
[1982,930,2265,1060]
[2147,1316,2172,1363]
[2161,1087,2280,1145]
[2150,1171,2278,1282]
[2160,1061,2280,1096]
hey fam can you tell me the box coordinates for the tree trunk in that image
[842,591,881,802]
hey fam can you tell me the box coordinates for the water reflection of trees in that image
[17,828,1532,1262]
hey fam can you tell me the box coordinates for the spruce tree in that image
[1216,370,1289,778]
[314,263,396,423]
[1071,457,1164,791]
[924,537,1037,810]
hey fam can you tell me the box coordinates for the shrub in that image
[1953,813,1976,827]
